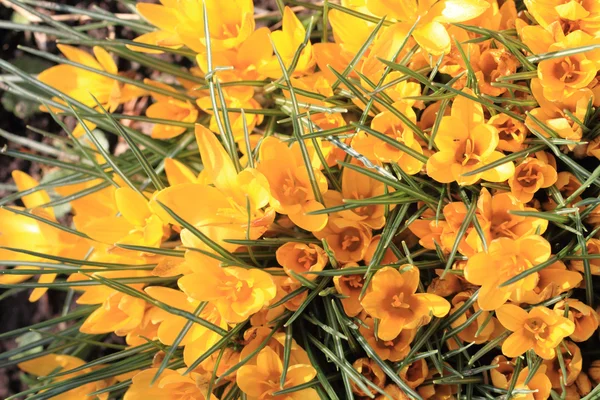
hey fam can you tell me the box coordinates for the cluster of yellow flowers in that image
[2,0,600,399]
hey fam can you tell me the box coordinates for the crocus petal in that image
[478,283,511,311]
[195,124,238,192]
[426,151,457,183]
[377,315,404,341]
[177,272,222,301]
[502,331,534,357]
[11,171,54,219]
[115,187,151,227]
[496,304,529,331]
[450,88,484,129]
[288,201,328,232]
[164,158,198,186]
[372,267,405,294]
[128,31,183,53]
[79,215,134,244]
[413,21,451,56]
[399,265,420,294]
[555,1,590,20]
[136,3,179,32]
[57,44,102,69]
[464,253,492,285]
[518,235,552,264]
[481,151,515,183]
[414,293,451,318]
[236,365,265,398]
[145,286,193,311]
[287,364,318,386]
[29,273,57,302]
[432,0,490,23]
[360,291,388,319]
[256,346,283,377]
[93,46,117,74]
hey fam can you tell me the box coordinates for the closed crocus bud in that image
[376,384,411,400]
[399,359,429,389]
[490,356,515,389]
[575,372,592,397]
[508,157,557,203]
[563,384,581,400]
[554,299,600,342]
[571,238,600,276]
[588,360,600,383]
[543,341,582,388]
[587,136,600,160]
[276,242,328,282]
[427,269,462,297]
[152,351,166,368]
[488,114,527,153]
[450,290,496,345]
[351,358,386,397]
[314,217,372,263]
[475,48,519,96]
[417,368,458,400]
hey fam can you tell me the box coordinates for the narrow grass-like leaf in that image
[306,333,382,398]
[153,302,207,383]
[271,21,325,204]
[90,274,227,335]
[331,16,386,90]
[1,206,92,240]
[352,324,423,399]
[441,195,477,278]
[183,323,246,375]
[279,324,294,389]
[93,98,165,191]
[285,277,331,327]
[157,201,245,265]
[214,321,283,385]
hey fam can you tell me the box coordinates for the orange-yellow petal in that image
[115,187,151,227]
[502,331,534,358]
[496,304,528,331]
[11,171,55,219]
[288,201,328,232]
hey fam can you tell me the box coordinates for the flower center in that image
[455,138,481,166]
[497,119,522,142]
[500,256,532,282]
[384,124,406,142]
[216,198,247,222]
[220,22,241,39]
[525,317,550,341]
[560,18,582,35]
[491,210,517,238]
[555,57,583,84]
[281,170,308,203]
[405,360,425,384]
[391,293,410,309]
[516,164,542,187]
[297,250,317,270]
[351,191,373,217]
[339,228,361,252]
[222,279,251,301]
[341,275,364,289]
